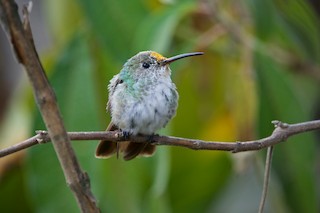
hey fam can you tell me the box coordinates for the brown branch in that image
[1,120,319,158]
[0,1,100,212]
[258,146,274,213]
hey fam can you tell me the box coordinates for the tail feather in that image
[95,141,117,159]
[123,142,148,161]
[95,122,119,159]
[140,144,156,157]
[95,122,156,160]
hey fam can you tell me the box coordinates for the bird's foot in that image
[121,130,131,140]
[136,133,157,143]
[147,133,158,143]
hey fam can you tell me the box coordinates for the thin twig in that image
[258,146,274,213]
[1,120,319,158]
[0,135,39,157]
[0,1,99,212]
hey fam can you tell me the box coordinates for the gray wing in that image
[107,74,122,112]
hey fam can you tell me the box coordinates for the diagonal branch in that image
[0,1,99,212]
[1,120,319,158]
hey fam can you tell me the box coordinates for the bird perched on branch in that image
[95,51,203,160]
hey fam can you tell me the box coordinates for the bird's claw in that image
[122,131,131,140]
[147,133,158,143]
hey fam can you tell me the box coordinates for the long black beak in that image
[161,52,203,65]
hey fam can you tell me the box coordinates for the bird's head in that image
[123,51,203,78]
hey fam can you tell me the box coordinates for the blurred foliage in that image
[0,0,319,212]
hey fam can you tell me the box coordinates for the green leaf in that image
[255,52,318,213]
[77,0,147,61]
[0,167,33,213]
[133,1,196,53]
[274,0,320,61]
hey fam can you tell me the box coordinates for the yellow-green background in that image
[0,0,319,212]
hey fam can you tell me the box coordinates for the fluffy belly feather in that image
[111,82,178,135]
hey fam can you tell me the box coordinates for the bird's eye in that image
[142,62,150,69]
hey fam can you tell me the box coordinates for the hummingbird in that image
[95,51,203,160]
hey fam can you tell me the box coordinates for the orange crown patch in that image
[150,51,167,62]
